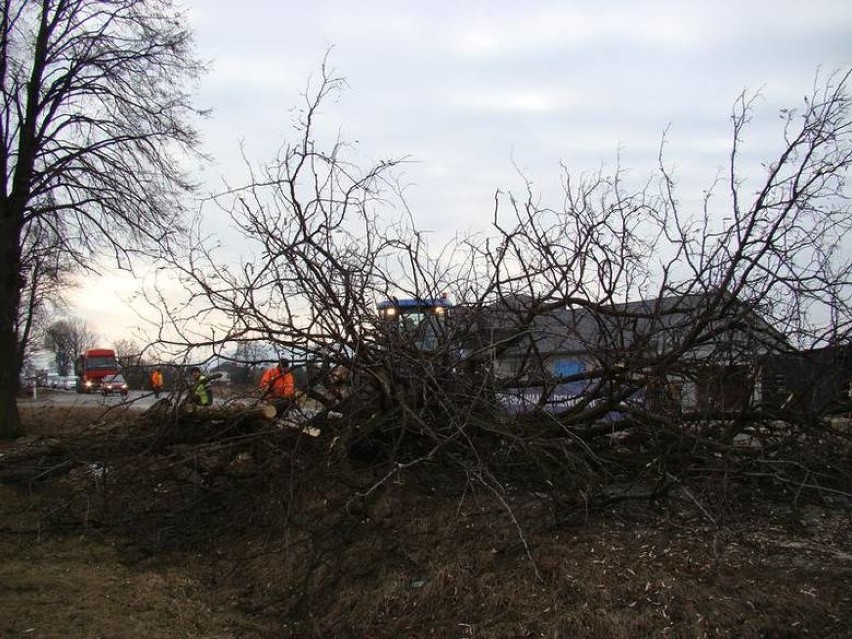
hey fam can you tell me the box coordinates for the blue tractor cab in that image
[376,296,453,351]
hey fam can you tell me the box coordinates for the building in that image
[467,291,790,416]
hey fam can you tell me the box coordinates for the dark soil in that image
[1,406,850,639]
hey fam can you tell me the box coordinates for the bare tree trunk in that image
[0,210,22,438]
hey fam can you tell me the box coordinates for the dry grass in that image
[0,406,850,638]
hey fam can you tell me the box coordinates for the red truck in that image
[75,348,120,393]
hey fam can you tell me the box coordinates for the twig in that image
[666,472,717,526]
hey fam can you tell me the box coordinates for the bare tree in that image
[0,0,205,437]
[17,216,75,370]
[43,317,95,376]
[229,340,272,387]
[151,65,851,517]
[114,338,142,369]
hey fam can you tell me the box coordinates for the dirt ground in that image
[1,404,850,639]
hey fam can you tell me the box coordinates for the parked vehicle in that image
[75,348,120,393]
[61,376,78,390]
[101,374,129,397]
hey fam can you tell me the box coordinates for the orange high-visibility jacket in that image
[260,366,295,398]
[151,370,164,388]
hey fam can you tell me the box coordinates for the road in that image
[17,387,235,412]
[18,387,164,411]
[18,386,241,412]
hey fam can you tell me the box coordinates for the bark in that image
[0,210,22,438]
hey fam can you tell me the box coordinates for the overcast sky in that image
[70,0,852,346]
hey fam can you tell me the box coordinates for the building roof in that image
[473,291,789,363]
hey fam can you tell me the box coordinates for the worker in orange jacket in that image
[150,367,164,398]
[259,359,296,415]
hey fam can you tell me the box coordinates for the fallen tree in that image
[139,64,852,523]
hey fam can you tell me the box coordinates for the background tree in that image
[0,0,205,437]
[228,340,272,388]
[114,337,149,389]
[43,317,95,376]
[114,338,143,370]
[17,216,75,372]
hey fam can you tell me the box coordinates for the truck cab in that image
[376,296,452,351]
[75,348,121,393]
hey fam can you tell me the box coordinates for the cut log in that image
[258,402,277,419]
[152,400,279,422]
